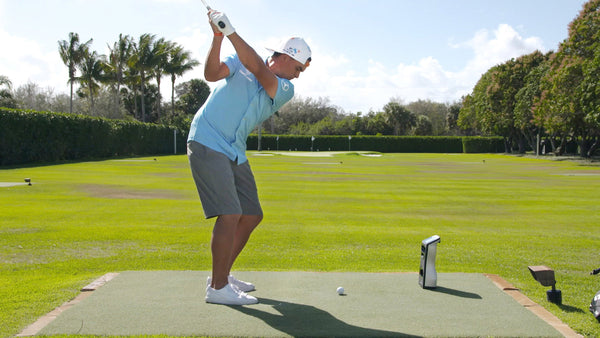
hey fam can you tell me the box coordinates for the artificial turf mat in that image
[33,271,564,337]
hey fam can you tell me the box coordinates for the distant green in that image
[1,153,599,337]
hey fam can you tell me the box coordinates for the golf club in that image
[200,0,212,10]
[201,0,226,29]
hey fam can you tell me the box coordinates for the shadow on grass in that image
[559,303,586,314]
[229,297,419,337]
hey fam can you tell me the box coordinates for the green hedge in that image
[0,108,186,166]
[248,135,504,153]
[462,136,505,153]
[0,108,506,166]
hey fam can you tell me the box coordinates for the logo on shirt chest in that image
[240,68,254,82]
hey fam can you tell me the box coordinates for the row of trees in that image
[0,75,210,125]
[458,0,600,157]
[51,32,464,137]
[2,72,462,137]
[260,97,462,137]
[56,32,202,122]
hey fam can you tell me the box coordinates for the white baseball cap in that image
[267,37,312,65]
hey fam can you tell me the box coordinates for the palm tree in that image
[164,45,200,116]
[130,33,162,122]
[58,32,92,114]
[0,75,17,108]
[152,38,173,120]
[106,34,133,110]
[123,66,142,120]
[77,50,106,113]
[0,75,11,88]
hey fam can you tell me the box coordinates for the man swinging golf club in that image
[187,7,311,305]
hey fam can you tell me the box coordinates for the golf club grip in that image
[592,268,600,275]
[200,0,226,29]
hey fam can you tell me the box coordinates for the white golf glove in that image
[210,11,235,36]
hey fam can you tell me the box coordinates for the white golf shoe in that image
[207,275,255,293]
[205,283,258,305]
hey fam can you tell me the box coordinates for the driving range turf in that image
[1,152,600,337]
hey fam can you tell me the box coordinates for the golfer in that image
[187,8,311,305]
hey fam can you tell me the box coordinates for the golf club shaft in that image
[201,0,226,29]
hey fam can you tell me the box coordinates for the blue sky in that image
[0,0,588,113]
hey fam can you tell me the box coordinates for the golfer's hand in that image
[209,10,235,36]
[207,10,223,37]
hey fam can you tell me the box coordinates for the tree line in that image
[458,0,600,157]
[57,32,205,123]
[261,96,462,137]
[1,44,463,138]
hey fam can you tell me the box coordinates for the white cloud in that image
[462,23,545,76]
[291,41,361,112]
[0,29,67,92]
[295,23,547,113]
[172,27,212,87]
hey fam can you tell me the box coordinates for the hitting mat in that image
[26,271,573,337]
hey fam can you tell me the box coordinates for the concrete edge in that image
[484,273,583,338]
[16,273,120,337]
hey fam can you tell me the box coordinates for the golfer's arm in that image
[227,33,278,98]
[204,35,229,82]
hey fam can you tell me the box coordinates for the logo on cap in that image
[283,47,301,58]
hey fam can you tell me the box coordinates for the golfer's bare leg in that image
[228,214,262,271]
[210,214,241,290]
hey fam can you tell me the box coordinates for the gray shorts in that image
[187,141,262,219]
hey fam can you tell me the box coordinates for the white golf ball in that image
[336,286,344,295]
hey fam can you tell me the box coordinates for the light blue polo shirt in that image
[188,54,294,164]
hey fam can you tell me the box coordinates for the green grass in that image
[1,152,600,337]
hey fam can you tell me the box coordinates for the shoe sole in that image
[205,298,258,305]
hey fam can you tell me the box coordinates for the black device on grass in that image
[528,265,562,305]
